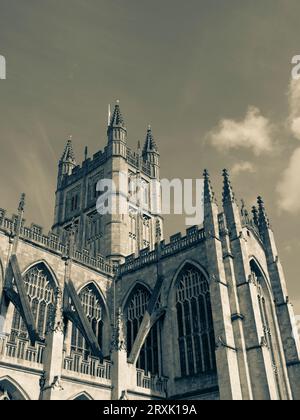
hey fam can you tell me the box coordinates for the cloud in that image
[277,147,300,214]
[208,106,273,155]
[288,79,300,140]
[231,161,256,176]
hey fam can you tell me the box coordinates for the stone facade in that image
[0,103,299,400]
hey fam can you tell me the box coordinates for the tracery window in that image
[126,286,162,375]
[10,264,55,342]
[71,284,104,358]
[0,389,10,400]
[176,264,216,377]
[250,260,285,399]
[250,262,278,369]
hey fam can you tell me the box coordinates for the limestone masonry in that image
[0,103,299,400]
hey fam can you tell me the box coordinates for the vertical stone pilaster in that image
[257,198,300,400]
[110,308,133,400]
[203,171,242,400]
[219,214,253,400]
[41,288,64,401]
[222,178,282,400]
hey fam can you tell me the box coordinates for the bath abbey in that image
[0,102,299,400]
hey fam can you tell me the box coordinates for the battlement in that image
[59,143,153,190]
[60,146,109,189]
[119,226,205,275]
[0,208,115,277]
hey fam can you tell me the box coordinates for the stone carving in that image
[111,308,127,353]
[47,287,64,334]
[119,390,128,400]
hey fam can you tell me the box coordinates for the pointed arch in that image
[22,260,59,288]
[77,280,110,324]
[170,260,216,378]
[69,391,94,401]
[10,261,57,342]
[167,259,209,306]
[249,257,287,398]
[68,281,109,358]
[122,281,152,312]
[0,376,30,400]
[123,282,163,375]
[249,257,273,296]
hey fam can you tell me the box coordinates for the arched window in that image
[72,392,93,401]
[126,285,162,375]
[250,262,274,350]
[0,389,10,400]
[176,264,216,377]
[10,264,55,342]
[0,378,28,400]
[71,284,104,359]
[250,261,281,378]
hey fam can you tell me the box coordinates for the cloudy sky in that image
[1,0,300,313]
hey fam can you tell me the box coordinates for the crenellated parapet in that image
[0,209,115,276]
[119,226,205,275]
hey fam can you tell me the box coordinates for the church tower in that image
[52,102,163,263]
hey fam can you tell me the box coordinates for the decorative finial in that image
[155,219,162,246]
[240,199,250,225]
[18,193,26,213]
[241,199,246,216]
[84,146,88,161]
[257,196,264,207]
[252,206,259,227]
[257,196,270,229]
[116,99,120,105]
[203,169,209,180]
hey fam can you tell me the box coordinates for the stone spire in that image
[60,136,76,165]
[222,169,243,237]
[57,137,77,186]
[203,169,217,204]
[142,125,160,178]
[222,169,236,204]
[109,100,125,127]
[143,125,158,155]
[107,100,127,143]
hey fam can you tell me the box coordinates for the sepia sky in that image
[1,0,300,313]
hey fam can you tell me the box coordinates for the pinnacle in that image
[143,125,158,153]
[222,169,235,203]
[61,138,76,163]
[257,196,270,228]
[109,101,125,127]
[203,169,217,204]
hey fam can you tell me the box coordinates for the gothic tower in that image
[52,102,163,263]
